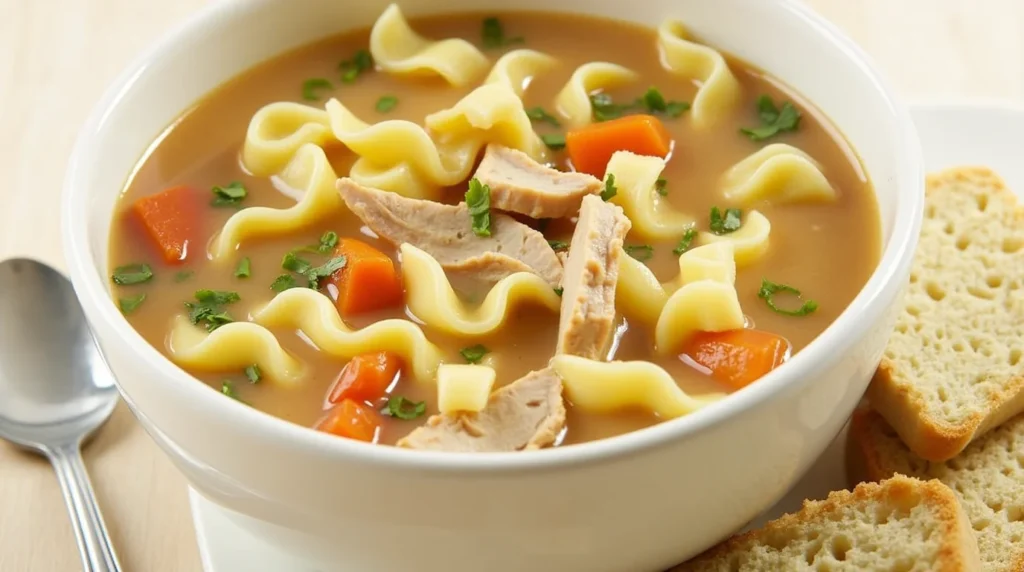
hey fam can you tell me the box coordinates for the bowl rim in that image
[61,0,923,473]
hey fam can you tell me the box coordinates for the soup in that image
[107,5,879,450]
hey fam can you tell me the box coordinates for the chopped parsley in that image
[118,294,146,314]
[672,227,698,255]
[547,240,569,251]
[338,50,373,83]
[270,274,299,292]
[210,181,247,207]
[481,17,523,49]
[655,177,668,196]
[234,257,251,279]
[459,344,489,364]
[465,178,492,237]
[590,93,634,122]
[526,107,561,127]
[553,287,563,297]
[244,364,261,384]
[297,231,339,254]
[282,252,312,274]
[173,270,194,282]
[600,173,618,201]
[709,207,743,235]
[740,95,802,141]
[375,95,398,113]
[758,278,819,317]
[624,244,654,262]
[111,262,153,285]
[185,289,240,332]
[382,396,427,420]
[221,381,244,403]
[640,87,690,117]
[301,78,333,101]
[305,256,346,288]
[541,134,566,150]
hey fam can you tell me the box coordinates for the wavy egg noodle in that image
[210,144,344,259]
[605,151,694,240]
[554,62,638,128]
[369,3,490,87]
[551,355,723,419]
[654,242,745,355]
[699,209,771,267]
[242,102,332,177]
[400,243,561,337]
[658,21,741,129]
[251,288,444,383]
[721,143,837,205]
[484,49,558,98]
[167,316,306,386]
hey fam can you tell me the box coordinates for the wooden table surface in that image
[1,0,1021,569]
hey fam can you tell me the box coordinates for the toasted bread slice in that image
[848,408,1024,571]
[674,475,981,572]
[867,167,1024,462]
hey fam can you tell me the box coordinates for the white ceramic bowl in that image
[61,0,923,570]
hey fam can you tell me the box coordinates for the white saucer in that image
[191,100,1024,571]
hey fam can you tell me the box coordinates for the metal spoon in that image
[0,258,122,572]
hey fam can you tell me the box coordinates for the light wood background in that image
[1,0,1021,569]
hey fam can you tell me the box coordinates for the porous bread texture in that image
[867,167,1024,462]
[848,408,1024,572]
[674,475,981,572]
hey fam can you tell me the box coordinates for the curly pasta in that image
[400,243,561,337]
[551,355,723,419]
[209,144,344,259]
[721,144,836,205]
[484,49,558,98]
[369,3,489,87]
[699,210,771,267]
[251,288,444,382]
[242,102,331,177]
[658,21,741,129]
[605,151,694,240]
[554,62,638,128]
[168,316,306,386]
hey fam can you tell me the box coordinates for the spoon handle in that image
[49,444,123,572]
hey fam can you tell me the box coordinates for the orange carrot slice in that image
[328,238,404,316]
[316,399,382,443]
[681,329,791,390]
[131,185,203,264]
[327,351,403,405]
[566,114,673,177]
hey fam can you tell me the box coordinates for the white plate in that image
[191,101,1024,571]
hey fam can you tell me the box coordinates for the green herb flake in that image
[173,270,194,282]
[590,93,636,122]
[459,344,489,364]
[185,289,240,332]
[194,289,241,305]
[666,101,691,117]
[270,274,299,292]
[210,181,247,207]
[541,134,566,150]
[624,244,654,262]
[758,278,819,317]
[338,50,373,83]
[600,173,618,201]
[481,17,523,49]
[304,256,347,288]
[221,381,245,403]
[111,262,153,286]
[465,178,492,237]
[381,396,427,420]
[282,252,312,274]
[740,95,802,141]
[318,231,339,253]
[554,287,563,297]
[655,178,669,196]
[641,87,668,113]
[709,206,743,235]
[301,78,333,101]
[672,227,698,255]
[234,257,251,279]
[526,107,561,127]
[547,240,569,251]
[375,95,398,113]
[118,294,146,314]
[244,364,261,384]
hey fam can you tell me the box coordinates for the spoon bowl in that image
[0,258,122,571]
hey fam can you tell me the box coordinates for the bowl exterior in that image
[62,0,922,570]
